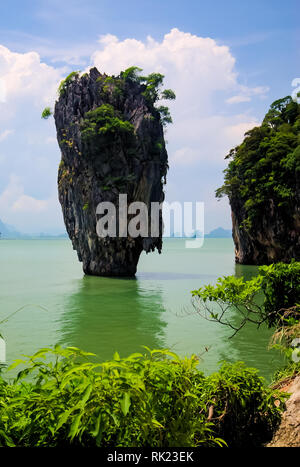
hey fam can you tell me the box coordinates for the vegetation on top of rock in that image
[43,67,176,130]
[58,71,80,97]
[120,66,176,125]
[216,96,300,231]
[54,66,170,276]
[119,66,143,82]
[81,103,134,144]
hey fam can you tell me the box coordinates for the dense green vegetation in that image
[120,66,175,107]
[192,259,300,411]
[78,67,175,161]
[0,347,284,447]
[260,260,300,326]
[216,96,300,231]
[96,66,175,126]
[42,67,175,159]
[1,263,298,447]
[192,261,300,333]
[81,104,134,144]
[1,261,298,447]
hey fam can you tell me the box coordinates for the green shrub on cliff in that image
[120,66,176,122]
[0,346,284,447]
[58,71,80,97]
[216,96,300,230]
[260,260,300,326]
[43,68,175,135]
[120,66,143,82]
[204,361,285,447]
[81,104,134,144]
[80,67,176,146]
[41,107,52,119]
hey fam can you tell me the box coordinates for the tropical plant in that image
[191,262,300,335]
[120,66,176,122]
[260,260,300,326]
[0,346,284,447]
[41,107,52,119]
[204,361,285,447]
[81,104,134,144]
[58,71,80,97]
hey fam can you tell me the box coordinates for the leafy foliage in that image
[268,303,300,387]
[140,72,165,104]
[80,67,176,149]
[81,104,134,145]
[120,66,176,124]
[120,66,143,82]
[205,361,285,447]
[41,107,52,119]
[269,306,300,360]
[0,346,284,447]
[156,106,173,126]
[271,359,300,389]
[216,96,300,230]
[161,89,176,101]
[58,71,80,97]
[191,262,300,334]
[260,260,300,326]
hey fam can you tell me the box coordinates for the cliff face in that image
[267,375,300,447]
[54,68,168,276]
[231,192,300,264]
[217,96,300,265]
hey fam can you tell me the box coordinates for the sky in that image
[0,0,299,234]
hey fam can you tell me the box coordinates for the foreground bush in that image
[0,346,285,447]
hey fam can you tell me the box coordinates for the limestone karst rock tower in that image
[216,96,300,264]
[54,67,171,276]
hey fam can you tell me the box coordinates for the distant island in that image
[0,218,67,239]
[165,227,232,238]
[205,227,232,238]
[0,218,231,240]
[0,218,22,238]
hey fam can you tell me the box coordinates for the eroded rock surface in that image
[217,96,300,265]
[267,376,300,447]
[54,68,168,276]
[231,193,300,264]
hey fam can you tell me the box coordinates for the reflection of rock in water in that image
[57,275,167,360]
[235,263,259,281]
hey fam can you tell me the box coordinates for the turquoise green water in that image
[0,238,284,380]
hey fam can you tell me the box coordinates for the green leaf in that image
[69,412,83,440]
[120,392,131,416]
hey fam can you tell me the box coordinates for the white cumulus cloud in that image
[91,28,264,168]
[0,29,269,232]
[0,175,63,233]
